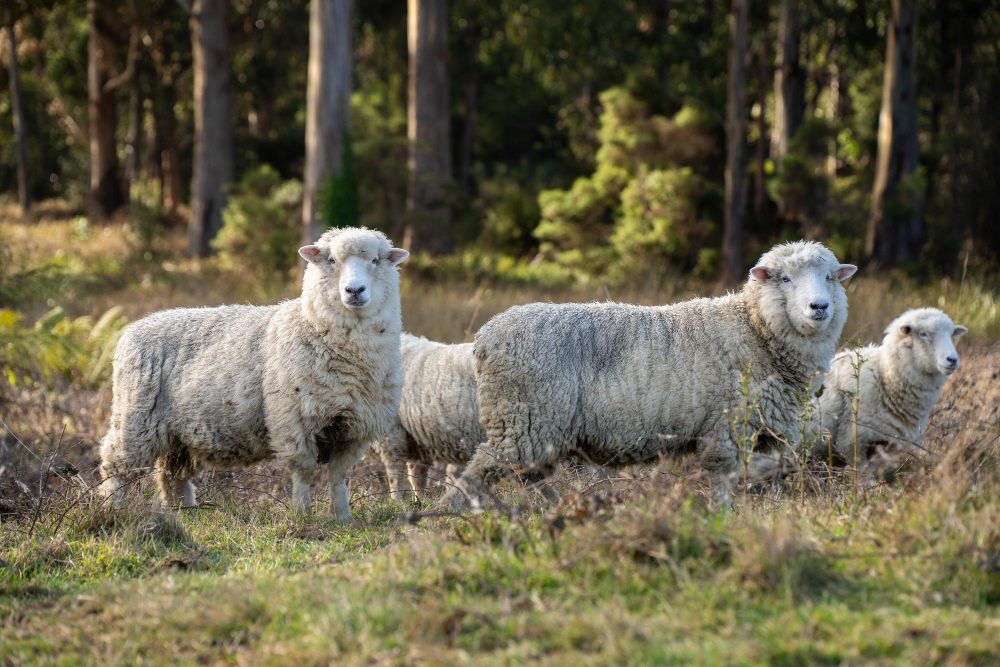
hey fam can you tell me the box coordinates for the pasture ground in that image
[2,211,1000,665]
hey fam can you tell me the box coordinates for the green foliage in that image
[319,130,361,231]
[768,118,836,233]
[214,166,303,287]
[474,175,541,256]
[535,87,716,279]
[0,305,127,389]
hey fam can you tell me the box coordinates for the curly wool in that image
[371,333,484,501]
[445,241,853,508]
[809,307,966,469]
[99,227,405,521]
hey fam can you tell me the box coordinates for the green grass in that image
[3,464,1000,665]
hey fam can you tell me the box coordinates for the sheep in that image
[808,307,967,472]
[98,228,409,522]
[371,333,482,502]
[440,240,857,510]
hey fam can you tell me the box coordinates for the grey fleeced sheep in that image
[809,307,967,471]
[441,241,857,509]
[98,228,409,521]
[371,333,483,501]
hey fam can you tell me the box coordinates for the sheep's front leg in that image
[290,466,315,514]
[328,443,368,523]
[407,461,428,495]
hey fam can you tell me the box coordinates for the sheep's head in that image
[748,241,857,338]
[299,227,409,312]
[884,308,967,376]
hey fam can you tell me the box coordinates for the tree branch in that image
[103,23,139,92]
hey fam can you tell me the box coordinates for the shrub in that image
[0,305,128,389]
[214,165,303,287]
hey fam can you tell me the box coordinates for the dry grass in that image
[3,212,1000,664]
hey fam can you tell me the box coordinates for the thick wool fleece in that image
[443,241,853,508]
[99,228,405,521]
[371,333,484,501]
[809,307,966,469]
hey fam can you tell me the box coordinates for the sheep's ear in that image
[837,264,858,281]
[749,266,772,283]
[953,325,969,338]
[298,245,323,263]
[899,324,913,336]
[387,248,409,266]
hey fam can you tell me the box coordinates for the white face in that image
[751,262,857,335]
[900,320,968,375]
[298,241,409,311]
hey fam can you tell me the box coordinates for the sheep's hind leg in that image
[407,461,429,496]
[155,447,199,511]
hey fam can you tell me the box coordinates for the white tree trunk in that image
[189,0,234,256]
[866,0,921,265]
[302,0,353,246]
[405,0,452,255]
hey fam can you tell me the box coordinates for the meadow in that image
[2,209,1000,665]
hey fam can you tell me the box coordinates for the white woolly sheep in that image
[371,333,482,502]
[98,228,409,521]
[440,240,857,510]
[809,307,967,471]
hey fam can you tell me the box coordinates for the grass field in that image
[3,212,1000,664]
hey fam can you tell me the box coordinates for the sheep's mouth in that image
[343,296,371,309]
[939,362,959,375]
[808,310,829,322]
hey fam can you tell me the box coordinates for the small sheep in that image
[441,241,857,510]
[371,333,482,502]
[99,228,409,521]
[810,307,967,471]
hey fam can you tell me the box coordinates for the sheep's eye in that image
[329,258,337,267]
[370,258,378,267]
[781,276,791,283]
[919,331,930,340]
[827,274,835,281]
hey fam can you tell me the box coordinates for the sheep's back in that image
[114,304,282,463]
[398,337,483,462]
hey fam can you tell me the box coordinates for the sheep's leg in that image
[98,426,159,506]
[444,464,461,488]
[328,443,368,523]
[290,466,314,514]
[699,433,742,513]
[407,461,428,495]
[155,448,199,510]
[375,425,412,503]
[440,443,509,511]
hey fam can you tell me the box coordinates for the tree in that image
[189,0,234,256]
[723,0,749,283]
[754,0,770,220]
[771,0,804,164]
[302,0,353,246]
[866,0,921,265]
[4,8,30,215]
[87,0,128,220]
[405,0,452,255]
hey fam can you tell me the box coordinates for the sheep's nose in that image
[809,300,829,311]
[345,284,366,295]
[946,355,958,367]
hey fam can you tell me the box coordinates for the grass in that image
[3,209,1000,664]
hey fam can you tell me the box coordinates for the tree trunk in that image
[88,0,126,220]
[302,0,353,246]
[125,69,141,196]
[459,74,476,197]
[949,1,965,239]
[865,0,921,265]
[723,0,749,283]
[754,0,770,221]
[5,11,30,215]
[405,0,452,255]
[771,0,804,163]
[189,0,234,256]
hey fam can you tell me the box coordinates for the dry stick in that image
[25,425,66,538]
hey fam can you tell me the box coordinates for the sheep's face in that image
[750,247,856,337]
[300,230,409,312]
[890,311,968,376]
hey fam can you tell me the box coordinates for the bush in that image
[214,166,303,288]
[0,306,128,389]
[534,87,717,278]
[320,130,361,231]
